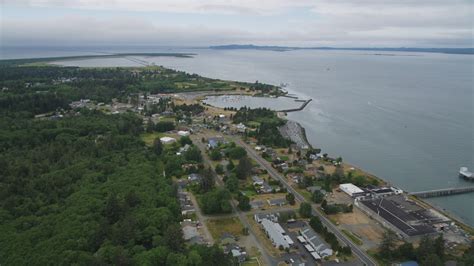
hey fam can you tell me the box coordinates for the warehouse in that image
[339,183,365,197]
[357,195,436,237]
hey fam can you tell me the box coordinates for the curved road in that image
[233,137,377,266]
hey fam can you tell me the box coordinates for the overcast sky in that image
[1,0,473,47]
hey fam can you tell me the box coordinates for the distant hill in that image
[209,44,474,55]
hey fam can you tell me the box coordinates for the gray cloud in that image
[1,0,473,47]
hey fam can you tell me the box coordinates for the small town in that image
[53,84,472,266]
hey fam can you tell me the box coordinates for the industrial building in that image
[356,195,443,238]
[339,183,365,197]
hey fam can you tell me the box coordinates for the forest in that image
[0,61,236,265]
[233,107,292,148]
[0,62,245,117]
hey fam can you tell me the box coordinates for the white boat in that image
[459,167,473,180]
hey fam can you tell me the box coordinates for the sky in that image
[1,0,473,47]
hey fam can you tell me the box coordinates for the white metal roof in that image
[339,183,364,195]
[261,219,290,249]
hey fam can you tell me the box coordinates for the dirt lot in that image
[327,190,353,205]
[330,207,385,249]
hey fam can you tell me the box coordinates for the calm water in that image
[4,48,473,226]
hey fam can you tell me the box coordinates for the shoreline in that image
[201,92,474,231]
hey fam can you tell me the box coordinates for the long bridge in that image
[409,186,474,198]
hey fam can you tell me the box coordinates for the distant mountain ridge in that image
[209,44,474,55]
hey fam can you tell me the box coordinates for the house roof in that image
[252,176,264,183]
[250,200,264,208]
[261,182,273,192]
[261,219,290,249]
[268,198,287,205]
[300,226,333,257]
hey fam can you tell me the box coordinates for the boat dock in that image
[409,186,474,198]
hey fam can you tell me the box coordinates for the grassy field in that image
[206,217,245,240]
[296,188,312,202]
[241,189,258,197]
[242,259,260,266]
[140,132,165,146]
[342,229,363,246]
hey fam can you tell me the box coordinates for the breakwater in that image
[278,98,312,112]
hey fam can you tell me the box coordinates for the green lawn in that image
[241,190,257,197]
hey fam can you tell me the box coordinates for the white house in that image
[160,136,176,144]
[178,130,190,137]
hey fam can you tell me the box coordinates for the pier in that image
[278,98,312,112]
[409,186,474,198]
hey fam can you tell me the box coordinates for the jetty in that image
[278,98,312,112]
[409,186,474,198]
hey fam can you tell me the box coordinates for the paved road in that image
[191,134,277,266]
[232,137,377,266]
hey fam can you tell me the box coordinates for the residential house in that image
[252,176,264,186]
[250,200,265,209]
[254,213,279,223]
[306,186,327,195]
[267,198,287,207]
[223,243,247,264]
[260,219,294,249]
[188,173,202,183]
[160,136,176,144]
[300,226,333,258]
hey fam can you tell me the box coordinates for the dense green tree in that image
[311,190,325,204]
[235,156,252,180]
[200,189,232,214]
[397,242,415,260]
[225,175,239,193]
[179,136,192,146]
[153,137,163,156]
[228,147,247,160]
[421,254,443,266]
[286,193,296,205]
[210,149,222,161]
[164,224,184,252]
[237,193,251,211]
[199,168,215,193]
[226,160,235,171]
[380,230,397,259]
[184,145,203,163]
[215,164,224,175]
[299,202,312,218]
